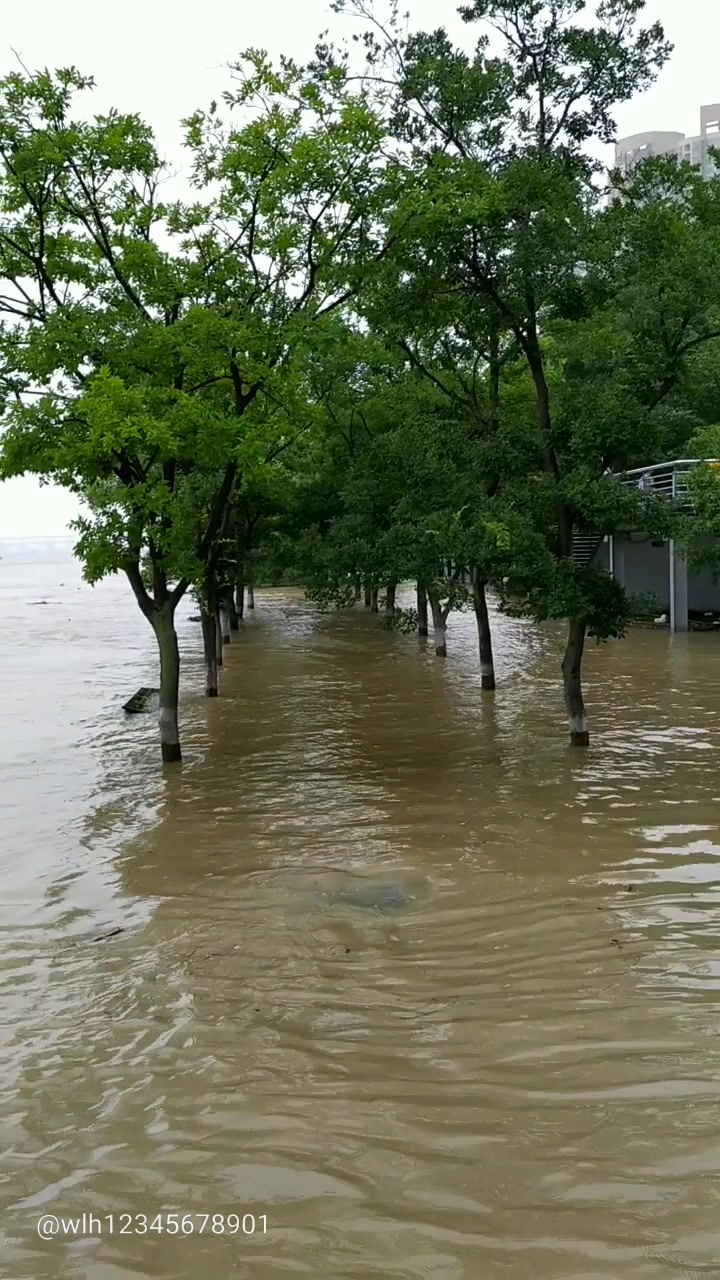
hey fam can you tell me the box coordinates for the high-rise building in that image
[614,103,720,180]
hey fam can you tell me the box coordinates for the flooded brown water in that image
[2,539,720,1279]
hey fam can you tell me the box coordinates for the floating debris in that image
[122,687,158,715]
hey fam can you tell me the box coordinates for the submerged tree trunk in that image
[370,585,379,613]
[215,608,224,666]
[417,583,428,637]
[201,607,219,697]
[235,579,245,620]
[246,551,256,610]
[384,581,396,627]
[472,568,496,691]
[364,585,372,609]
[562,618,589,747]
[152,606,182,764]
[428,592,447,657]
[224,589,239,632]
[219,603,232,643]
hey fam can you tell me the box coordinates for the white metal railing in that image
[615,458,720,499]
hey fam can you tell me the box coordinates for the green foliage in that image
[0,55,390,616]
[4,4,720,753]
[317,0,720,648]
[682,451,720,574]
[458,0,671,151]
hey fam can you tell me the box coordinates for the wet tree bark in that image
[427,591,447,657]
[417,583,429,637]
[201,607,219,697]
[152,606,182,764]
[235,579,245,620]
[219,603,232,643]
[215,608,224,665]
[246,548,256,610]
[472,567,496,690]
[223,589,239,632]
[384,581,396,627]
[562,618,589,746]
[370,586,379,613]
[364,585,372,608]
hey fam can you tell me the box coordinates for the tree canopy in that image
[3,1,720,762]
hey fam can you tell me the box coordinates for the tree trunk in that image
[562,618,589,747]
[370,586,379,613]
[201,607,219,697]
[417,583,428,637]
[428,592,447,657]
[472,568,496,691]
[219,603,232,643]
[246,551,256,610]
[384,581,396,627]
[364,585,372,608]
[224,589,239,632]
[235,579,245,620]
[152,606,182,764]
[354,579,362,602]
[215,608,224,666]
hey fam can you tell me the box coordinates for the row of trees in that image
[2,0,720,763]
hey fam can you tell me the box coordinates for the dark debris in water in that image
[122,687,159,715]
[92,928,125,943]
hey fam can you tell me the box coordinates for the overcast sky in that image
[1,0,717,537]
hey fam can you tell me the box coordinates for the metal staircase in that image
[571,535,603,568]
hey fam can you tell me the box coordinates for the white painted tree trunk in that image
[201,609,219,697]
[152,608,182,763]
[428,593,447,657]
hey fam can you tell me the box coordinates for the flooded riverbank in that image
[2,540,720,1278]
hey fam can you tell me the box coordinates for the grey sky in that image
[1,0,717,537]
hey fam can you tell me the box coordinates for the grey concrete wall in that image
[594,540,610,571]
[596,535,720,613]
[687,536,720,611]
[615,536,670,607]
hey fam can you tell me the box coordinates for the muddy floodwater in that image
[3,538,720,1279]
